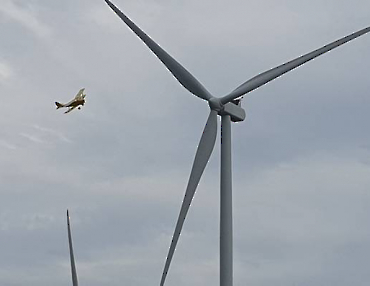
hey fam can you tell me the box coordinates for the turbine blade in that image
[104,0,213,101]
[67,210,79,286]
[221,26,370,104]
[160,110,218,286]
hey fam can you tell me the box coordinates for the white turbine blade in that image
[104,0,213,101]
[160,110,218,286]
[67,210,79,286]
[221,26,370,104]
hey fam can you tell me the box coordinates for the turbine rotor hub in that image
[208,97,224,112]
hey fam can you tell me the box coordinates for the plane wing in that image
[74,88,85,100]
[64,106,77,114]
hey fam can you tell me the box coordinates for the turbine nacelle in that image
[220,101,246,122]
[208,97,246,122]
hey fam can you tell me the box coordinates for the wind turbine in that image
[104,1,370,285]
[67,210,79,286]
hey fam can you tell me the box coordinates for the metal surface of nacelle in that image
[219,102,246,122]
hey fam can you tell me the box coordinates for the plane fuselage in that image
[66,99,85,107]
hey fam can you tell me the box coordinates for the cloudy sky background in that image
[1,0,370,285]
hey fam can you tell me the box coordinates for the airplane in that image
[55,88,86,114]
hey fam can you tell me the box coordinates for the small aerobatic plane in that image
[55,88,86,114]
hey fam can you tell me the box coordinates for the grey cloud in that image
[0,0,52,38]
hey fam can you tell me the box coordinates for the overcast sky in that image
[1,0,370,285]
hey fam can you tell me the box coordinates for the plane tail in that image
[55,102,64,109]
